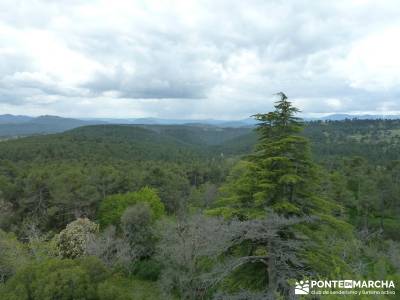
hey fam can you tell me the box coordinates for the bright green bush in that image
[0,255,164,300]
[0,257,107,300]
[97,187,165,228]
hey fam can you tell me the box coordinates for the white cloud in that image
[1,0,400,118]
[335,26,400,91]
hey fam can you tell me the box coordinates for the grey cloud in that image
[0,72,87,105]
[80,32,222,99]
[1,0,400,117]
[82,48,218,99]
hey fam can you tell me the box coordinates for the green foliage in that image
[0,124,234,231]
[144,167,190,214]
[209,94,359,296]
[121,203,156,258]
[222,262,267,292]
[98,187,164,228]
[98,276,162,300]
[49,166,100,223]
[0,257,106,300]
[0,111,399,299]
[208,160,260,219]
[97,277,135,300]
[133,259,162,281]
[1,256,162,300]
[213,94,320,220]
[0,230,29,283]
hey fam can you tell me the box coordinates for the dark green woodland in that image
[0,94,399,299]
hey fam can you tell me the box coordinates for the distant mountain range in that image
[318,114,400,121]
[0,115,106,137]
[0,115,257,137]
[0,113,399,137]
[82,117,258,127]
[0,114,33,124]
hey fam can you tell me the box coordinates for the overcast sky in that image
[1,0,400,119]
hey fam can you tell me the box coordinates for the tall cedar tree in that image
[250,92,316,216]
[212,92,322,218]
[209,93,356,296]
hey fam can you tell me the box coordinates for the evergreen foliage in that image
[97,187,164,228]
[209,93,357,297]
[0,99,399,299]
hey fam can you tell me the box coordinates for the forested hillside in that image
[0,96,399,299]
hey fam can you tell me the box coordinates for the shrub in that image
[97,277,135,300]
[53,218,99,258]
[121,203,156,258]
[97,187,164,228]
[0,230,28,283]
[0,257,107,300]
[86,226,132,268]
[133,259,162,281]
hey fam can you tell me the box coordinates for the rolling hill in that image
[0,115,105,137]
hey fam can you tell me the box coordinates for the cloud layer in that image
[1,0,400,119]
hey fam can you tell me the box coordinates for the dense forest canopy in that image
[0,95,399,299]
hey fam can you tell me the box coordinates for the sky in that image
[1,0,400,119]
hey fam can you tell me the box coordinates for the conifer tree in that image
[212,93,323,218]
[249,92,316,216]
[209,93,356,297]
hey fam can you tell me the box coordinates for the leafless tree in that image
[222,214,309,299]
[205,214,309,299]
[157,213,310,299]
[156,214,242,300]
[86,226,133,269]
